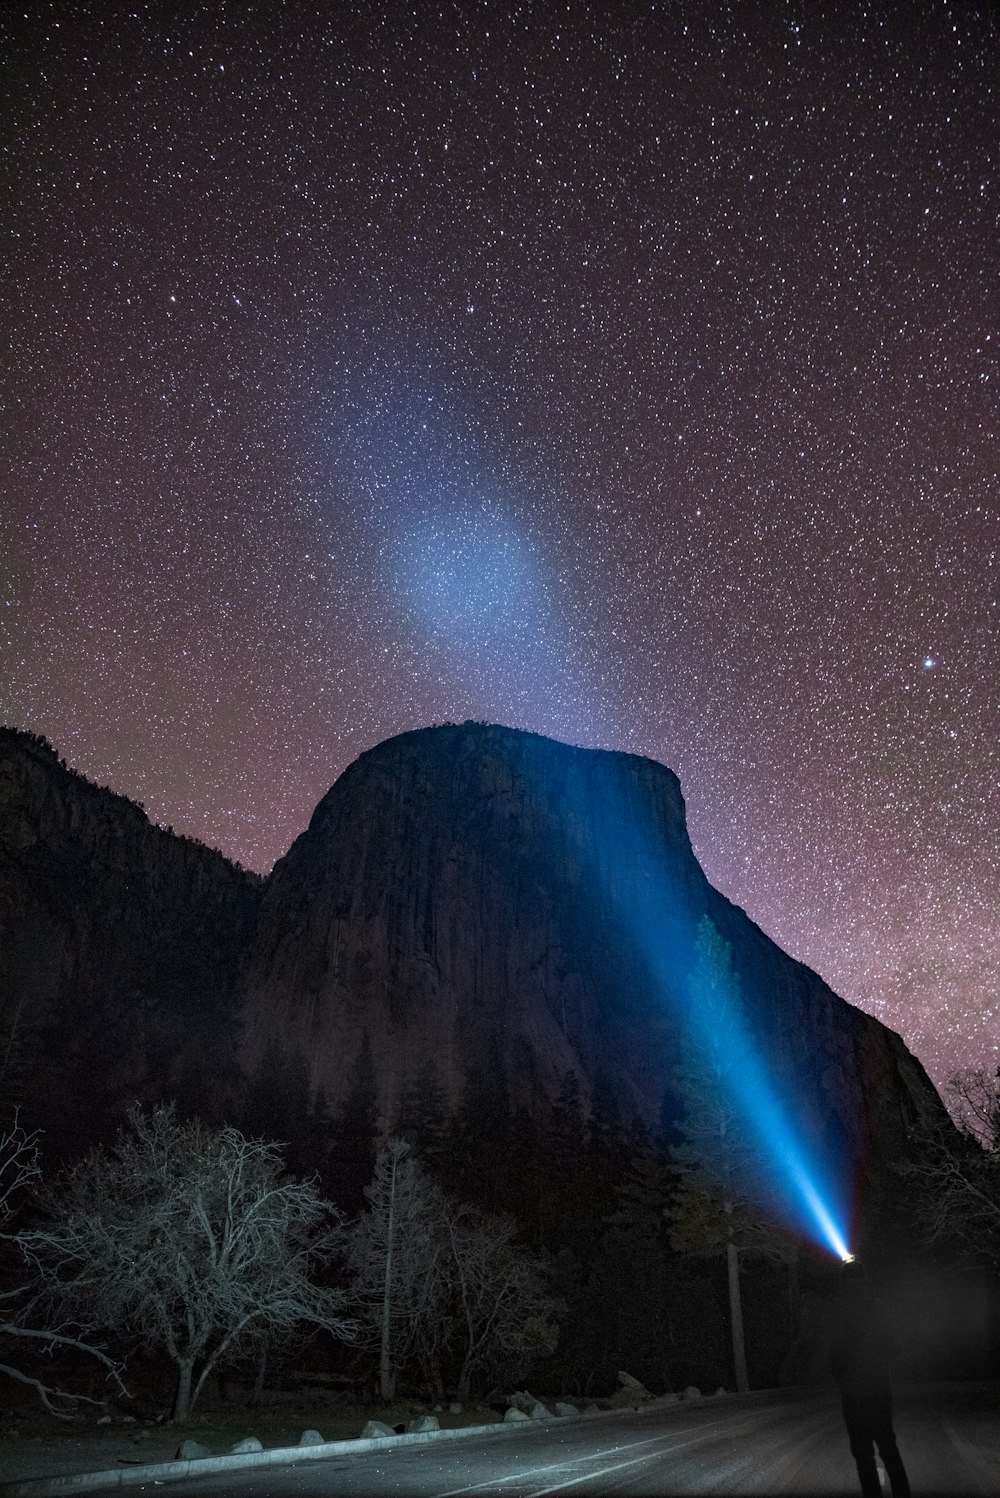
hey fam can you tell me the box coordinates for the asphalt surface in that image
[67,1384,1000,1498]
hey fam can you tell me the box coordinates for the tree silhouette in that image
[901,1069,1000,1268]
[395,1058,451,1172]
[325,1033,379,1211]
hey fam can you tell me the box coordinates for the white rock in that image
[504,1407,529,1422]
[175,1439,211,1460]
[405,1414,440,1433]
[361,1419,396,1438]
[506,1389,535,1412]
[682,1385,702,1402]
[230,1436,263,1453]
[617,1370,653,1399]
[298,1429,325,1446]
[554,1401,579,1417]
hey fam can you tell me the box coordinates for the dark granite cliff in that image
[0,729,261,1152]
[1,721,947,1201]
[241,723,946,1191]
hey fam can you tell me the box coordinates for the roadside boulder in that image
[504,1407,529,1422]
[554,1401,580,1417]
[175,1439,211,1460]
[405,1415,441,1433]
[298,1429,325,1446]
[231,1436,263,1453]
[618,1371,653,1400]
[507,1389,551,1418]
[361,1419,396,1438]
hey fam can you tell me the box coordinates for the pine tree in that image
[539,1070,591,1250]
[669,915,771,1393]
[658,1085,688,1153]
[583,1067,628,1230]
[447,1053,513,1210]
[395,1057,450,1171]
[325,1034,379,1213]
[0,986,39,1123]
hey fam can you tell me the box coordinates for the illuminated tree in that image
[1,1116,125,1415]
[669,915,787,1393]
[441,1202,557,1398]
[345,1139,443,1400]
[346,1140,558,1399]
[19,1106,353,1421]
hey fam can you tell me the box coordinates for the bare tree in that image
[345,1139,443,1400]
[441,1202,557,1399]
[20,1106,354,1421]
[1,1116,125,1416]
[901,1107,1000,1268]
[946,1067,1000,1151]
[346,1142,558,1400]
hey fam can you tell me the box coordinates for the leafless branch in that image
[20,1105,355,1421]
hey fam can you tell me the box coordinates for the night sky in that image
[4,2,997,1094]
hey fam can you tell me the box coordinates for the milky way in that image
[4,2,997,1093]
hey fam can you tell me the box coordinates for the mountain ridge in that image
[1,722,947,1209]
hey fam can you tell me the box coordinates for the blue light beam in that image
[684,973,853,1259]
[394,501,607,746]
[373,440,852,1257]
[569,763,853,1259]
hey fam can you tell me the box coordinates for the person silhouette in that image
[828,1257,911,1498]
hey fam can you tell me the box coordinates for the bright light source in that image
[842,1252,856,1264]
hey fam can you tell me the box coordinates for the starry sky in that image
[4,1,997,1094]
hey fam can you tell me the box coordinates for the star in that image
[3,1,995,1095]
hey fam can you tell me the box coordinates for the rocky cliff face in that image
[1,721,946,1197]
[0,729,261,1154]
[241,723,946,1183]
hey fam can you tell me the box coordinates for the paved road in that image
[86,1383,998,1497]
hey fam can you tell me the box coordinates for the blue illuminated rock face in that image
[240,722,946,1181]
